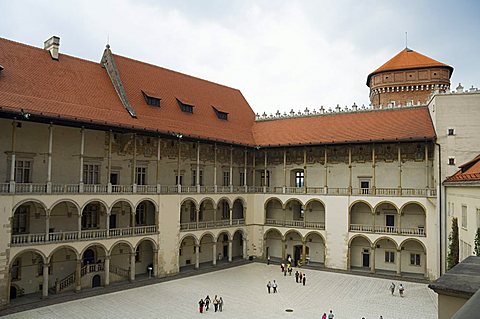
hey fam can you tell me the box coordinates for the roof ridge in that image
[112,53,243,93]
[0,36,103,67]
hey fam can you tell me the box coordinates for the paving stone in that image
[3,263,437,319]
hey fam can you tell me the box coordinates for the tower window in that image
[447,128,455,136]
[448,157,455,165]
[177,98,194,113]
[212,106,229,120]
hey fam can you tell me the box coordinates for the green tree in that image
[474,228,480,256]
[447,217,459,270]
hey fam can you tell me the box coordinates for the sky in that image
[1,0,479,115]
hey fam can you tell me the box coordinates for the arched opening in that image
[81,201,107,231]
[304,232,325,265]
[199,233,215,267]
[349,202,373,232]
[9,250,46,298]
[285,230,302,266]
[400,239,426,277]
[216,231,230,263]
[199,199,215,226]
[81,245,106,286]
[232,199,245,224]
[10,285,18,300]
[49,247,78,294]
[135,200,156,226]
[264,228,283,262]
[110,242,133,283]
[109,200,133,231]
[349,236,372,270]
[374,238,398,274]
[232,230,244,260]
[304,200,325,229]
[135,240,155,278]
[11,201,47,244]
[180,199,197,230]
[49,201,79,237]
[216,199,230,226]
[179,235,196,270]
[374,202,398,234]
[265,198,283,225]
[400,203,426,236]
[92,274,101,288]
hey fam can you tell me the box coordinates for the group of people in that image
[198,295,224,313]
[279,262,307,286]
[266,280,278,293]
[389,282,405,297]
[321,310,335,318]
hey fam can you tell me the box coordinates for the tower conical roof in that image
[367,48,453,86]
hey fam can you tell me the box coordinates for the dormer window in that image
[142,91,161,107]
[212,106,228,120]
[177,98,194,113]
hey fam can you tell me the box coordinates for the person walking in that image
[198,299,205,313]
[284,267,287,276]
[288,264,292,276]
[281,263,285,273]
[267,255,270,265]
[204,295,211,311]
[390,282,395,295]
[328,309,335,318]
[302,274,306,286]
[219,297,224,312]
[213,295,219,312]
[267,281,272,293]
[399,283,405,297]
[272,280,278,293]
[299,272,303,283]
[322,313,327,319]
[295,270,299,283]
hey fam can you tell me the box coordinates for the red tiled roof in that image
[445,155,480,183]
[367,48,453,86]
[0,37,437,147]
[253,107,436,147]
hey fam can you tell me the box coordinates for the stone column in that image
[46,124,53,192]
[129,253,136,281]
[229,146,233,191]
[252,153,256,188]
[195,244,200,269]
[212,244,217,266]
[153,249,158,277]
[75,260,81,292]
[131,211,136,228]
[106,212,110,238]
[347,246,351,270]
[242,236,247,259]
[107,131,112,193]
[77,213,82,238]
[79,127,85,192]
[324,147,328,192]
[263,150,267,192]
[104,256,110,286]
[45,213,50,241]
[177,139,181,192]
[396,249,401,276]
[156,137,161,189]
[213,143,217,192]
[283,148,287,193]
[281,239,286,260]
[370,247,375,273]
[229,208,233,225]
[42,263,49,298]
[228,240,233,262]
[303,148,307,193]
[425,143,429,189]
[348,146,352,194]
[196,208,200,228]
[196,141,200,192]
[398,144,402,191]
[9,120,17,191]
[243,149,248,191]
[131,133,137,186]
[302,240,307,265]
[372,145,376,194]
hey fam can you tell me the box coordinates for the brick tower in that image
[367,48,453,108]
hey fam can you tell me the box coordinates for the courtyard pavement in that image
[3,263,438,319]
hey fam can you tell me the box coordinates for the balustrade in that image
[349,224,425,236]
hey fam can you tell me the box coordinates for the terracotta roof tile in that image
[253,107,436,147]
[367,48,453,86]
[445,154,480,183]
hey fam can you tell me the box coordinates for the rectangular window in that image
[360,179,371,194]
[222,202,229,220]
[135,203,146,225]
[448,157,455,165]
[15,160,32,183]
[177,99,194,113]
[191,169,203,186]
[260,170,270,187]
[12,205,29,234]
[462,205,467,228]
[384,251,395,263]
[447,128,455,136]
[145,96,160,107]
[82,205,99,229]
[136,167,147,185]
[223,171,230,186]
[295,170,304,188]
[175,174,183,185]
[410,253,421,266]
[212,106,228,120]
[240,171,245,186]
[83,164,100,184]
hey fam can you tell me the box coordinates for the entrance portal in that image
[10,286,17,299]
[362,250,370,268]
[294,245,302,266]
[92,275,101,288]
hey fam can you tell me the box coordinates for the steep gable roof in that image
[445,154,480,183]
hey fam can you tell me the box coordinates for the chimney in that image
[44,36,60,60]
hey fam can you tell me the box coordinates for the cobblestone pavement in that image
[4,263,438,319]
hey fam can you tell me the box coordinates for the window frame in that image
[384,251,395,263]
[83,163,100,185]
[15,159,32,183]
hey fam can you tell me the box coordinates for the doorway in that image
[83,249,95,265]
[110,172,119,185]
[386,214,395,232]
[294,245,302,266]
[92,275,101,288]
[362,249,370,267]
[223,245,228,259]
[109,214,117,229]
[10,286,17,299]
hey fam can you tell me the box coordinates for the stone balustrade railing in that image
[180,219,245,231]
[349,224,425,236]
[265,219,325,230]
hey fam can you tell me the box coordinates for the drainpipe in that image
[435,142,443,275]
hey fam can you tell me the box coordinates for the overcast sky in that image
[1,0,479,115]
